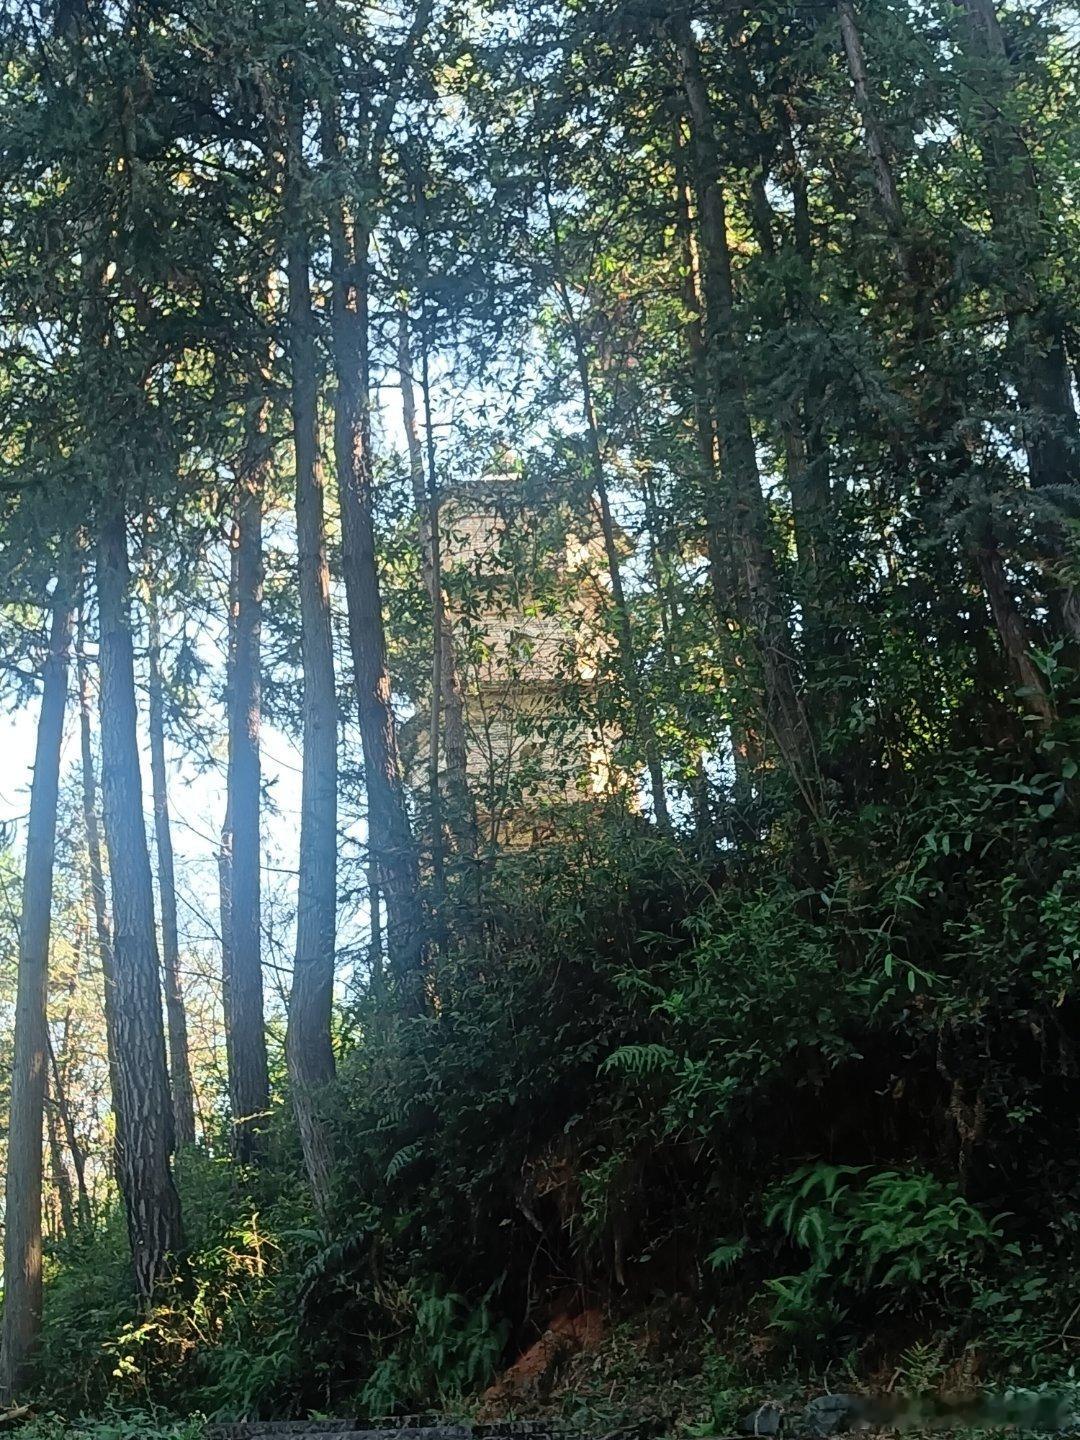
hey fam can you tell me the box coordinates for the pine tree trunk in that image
[224,395,272,1163]
[76,602,124,1168]
[96,494,183,1299]
[0,581,73,1401]
[219,531,236,1098]
[146,598,197,1149]
[284,93,338,1219]
[321,103,425,1012]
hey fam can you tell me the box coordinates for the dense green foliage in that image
[28,773,1080,1415]
[4,0,1080,1422]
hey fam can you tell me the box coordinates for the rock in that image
[796,1395,862,1438]
[737,1405,784,1436]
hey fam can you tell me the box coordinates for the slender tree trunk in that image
[224,392,272,1163]
[368,855,384,999]
[218,797,233,1086]
[401,300,447,917]
[671,17,822,816]
[735,114,831,630]
[219,526,236,1107]
[976,538,1054,720]
[671,116,757,806]
[45,1093,76,1240]
[48,1030,92,1231]
[571,317,672,832]
[398,310,476,860]
[672,155,760,830]
[543,190,672,830]
[95,493,183,1299]
[671,118,723,538]
[957,0,1079,495]
[689,752,715,854]
[954,0,1080,646]
[321,102,425,1012]
[636,438,717,832]
[835,0,1054,715]
[776,104,833,607]
[76,602,124,1166]
[836,0,906,246]
[0,581,73,1400]
[146,596,197,1149]
[284,93,338,1219]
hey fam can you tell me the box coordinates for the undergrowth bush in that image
[32,745,1080,1415]
[37,1151,315,1413]
[14,1415,204,1440]
[360,1282,507,1413]
[763,1164,1003,1341]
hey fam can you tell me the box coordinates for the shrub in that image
[763,1164,1003,1342]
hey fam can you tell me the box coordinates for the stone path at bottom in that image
[206,1420,641,1440]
